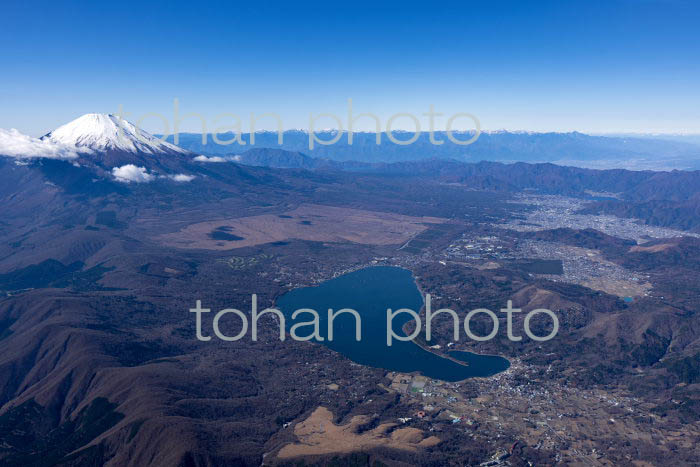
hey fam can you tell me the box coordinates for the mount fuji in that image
[43,114,189,156]
[41,113,196,173]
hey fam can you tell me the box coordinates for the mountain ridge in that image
[164,129,700,169]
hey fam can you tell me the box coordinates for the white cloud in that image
[0,128,84,160]
[111,164,155,183]
[168,173,196,182]
[194,155,227,162]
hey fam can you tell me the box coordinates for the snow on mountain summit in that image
[43,113,190,155]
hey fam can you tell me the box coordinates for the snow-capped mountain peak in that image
[43,113,189,155]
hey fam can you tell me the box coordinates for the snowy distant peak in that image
[43,113,190,155]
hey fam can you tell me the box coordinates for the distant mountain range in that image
[2,115,700,232]
[165,130,700,170]
[607,133,700,146]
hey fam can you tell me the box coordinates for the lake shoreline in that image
[275,265,510,382]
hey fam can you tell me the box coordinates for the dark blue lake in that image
[276,266,509,382]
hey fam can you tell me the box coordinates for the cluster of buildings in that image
[499,194,698,242]
[382,356,691,466]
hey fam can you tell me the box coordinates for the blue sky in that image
[2,0,699,135]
